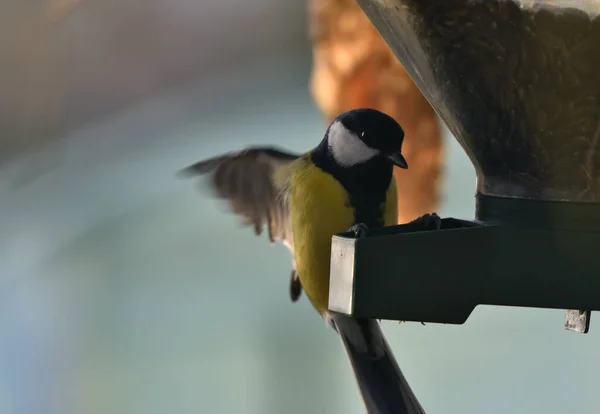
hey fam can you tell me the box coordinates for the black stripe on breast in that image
[311,143,393,230]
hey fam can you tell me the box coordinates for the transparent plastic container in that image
[359,0,600,202]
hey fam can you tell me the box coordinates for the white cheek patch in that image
[327,121,379,167]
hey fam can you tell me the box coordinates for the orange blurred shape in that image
[309,0,444,224]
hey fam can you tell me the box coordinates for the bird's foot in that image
[411,212,442,231]
[289,270,302,303]
[347,223,369,239]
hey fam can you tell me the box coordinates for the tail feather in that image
[331,313,426,414]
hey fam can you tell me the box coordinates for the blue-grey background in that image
[1,1,599,414]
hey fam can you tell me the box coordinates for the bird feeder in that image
[329,0,600,335]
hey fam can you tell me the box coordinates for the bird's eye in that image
[360,131,365,137]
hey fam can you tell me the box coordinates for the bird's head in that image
[325,108,408,170]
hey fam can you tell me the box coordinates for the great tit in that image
[181,108,428,414]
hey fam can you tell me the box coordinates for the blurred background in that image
[1,1,600,414]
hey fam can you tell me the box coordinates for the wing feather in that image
[179,147,299,245]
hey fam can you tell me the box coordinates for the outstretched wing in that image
[179,146,299,245]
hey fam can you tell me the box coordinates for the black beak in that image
[387,152,408,169]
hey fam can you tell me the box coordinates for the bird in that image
[180,108,439,413]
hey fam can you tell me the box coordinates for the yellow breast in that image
[287,157,398,315]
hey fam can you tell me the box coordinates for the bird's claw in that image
[347,223,370,239]
[413,212,442,231]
